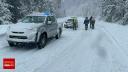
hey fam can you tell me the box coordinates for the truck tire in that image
[8,42,15,47]
[56,28,62,39]
[37,34,47,49]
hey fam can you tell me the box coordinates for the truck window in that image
[21,16,45,23]
[51,16,56,22]
[47,16,52,21]
[46,16,52,24]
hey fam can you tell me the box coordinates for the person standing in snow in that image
[89,16,93,28]
[73,19,77,30]
[84,17,89,30]
[90,17,95,29]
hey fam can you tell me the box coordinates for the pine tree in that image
[101,0,126,22]
[0,0,62,24]
[6,0,22,23]
[0,0,11,24]
[122,0,128,25]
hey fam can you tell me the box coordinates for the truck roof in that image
[27,12,54,17]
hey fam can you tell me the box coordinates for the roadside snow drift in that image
[0,25,9,35]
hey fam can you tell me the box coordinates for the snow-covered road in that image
[0,18,128,72]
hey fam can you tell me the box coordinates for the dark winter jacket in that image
[84,19,89,25]
[90,19,95,24]
[89,16,93,21]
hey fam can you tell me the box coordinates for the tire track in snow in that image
[33,30,91,72]
[90,24,128,72]
[34,29,101,72]
[99,26,128,72]
[90,29,112,72]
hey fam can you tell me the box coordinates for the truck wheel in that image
[64,25,66,28]
[37,34,47,49]
[56,29,62,39]
[8,42,15,47]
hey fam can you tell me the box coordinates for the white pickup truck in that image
[7,13,63,49]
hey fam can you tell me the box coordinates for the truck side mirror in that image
[48,21,52,25]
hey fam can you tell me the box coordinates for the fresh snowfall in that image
[1,0,128,72]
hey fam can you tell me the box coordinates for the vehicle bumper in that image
[7,32,37,43]
[7,39,36,43]
[64,25,73,28]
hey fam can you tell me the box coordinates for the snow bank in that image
[0,25,9,36]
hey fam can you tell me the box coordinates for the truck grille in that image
[9,35,27,39]
[12,31,24,34]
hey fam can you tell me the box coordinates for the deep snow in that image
[0,17,128,72]
[0,25,9,36]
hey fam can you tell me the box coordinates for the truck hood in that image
[10,22,42,32]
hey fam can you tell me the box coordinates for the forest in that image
[0,0,128,25]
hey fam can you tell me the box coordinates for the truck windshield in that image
[67,19,73,22]
[21,16,45,23]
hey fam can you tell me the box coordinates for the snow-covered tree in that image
[0,0,62,24]
[6,0,57,23]
[101,0,126,22]
[19,0,34,16]
[0,0,11,24]
[6,0,22,23]
[50,0,64,17]
[62,0,101,17]
[121,0,128,25]
[23,0,63,17]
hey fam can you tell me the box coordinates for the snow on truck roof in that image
[27,12,53,16]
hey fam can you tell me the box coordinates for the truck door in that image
[51,16,58,35]
[46,16,54,37]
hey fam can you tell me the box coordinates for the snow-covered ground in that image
[0,25,9,36]
[0,17,128,72]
